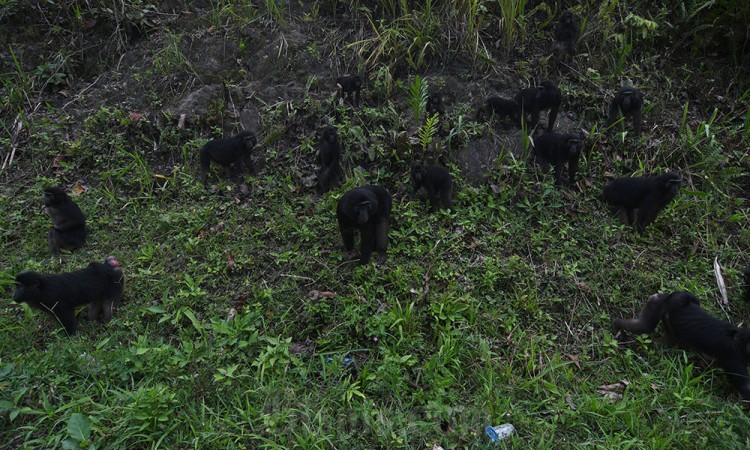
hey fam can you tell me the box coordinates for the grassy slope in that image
[1,3,750,449]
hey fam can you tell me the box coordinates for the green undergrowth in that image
[1,1,750,449]
[0,99,748,448]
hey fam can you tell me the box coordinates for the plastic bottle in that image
[485,423,515,443]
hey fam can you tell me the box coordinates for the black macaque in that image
[336,185,392,265]
[336,75,363,107]
[514,80,562,131]
[553,11,579,61]
[532,132,582,185]
[743,266,750,302]
[44,186,86,255]
[317,126,343,194]
[613,292,750,403]
[426,93,445,118]
[12,256,125,336]
[411,164,453,211]
[602,172,681,233]
[605,87,644,137]
[476,96,519,122]
[199,130,257,186]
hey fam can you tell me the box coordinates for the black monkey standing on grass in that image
[613,291,750,403]
[553,11,579,61]
[605,87,644,137]
[602,172,681,233]
[411,164,453,211]
[336,185,392,265]
[317,127,343,193]
[476,96,519,123]
[12,256,125,336]
[199,130,257,186]
[336,75,363,107]
[425,93,445,118]
[532,132,582,186]
[514,80,562,131]
[44,186,86,255]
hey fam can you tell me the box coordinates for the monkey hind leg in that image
[88,301,104,321]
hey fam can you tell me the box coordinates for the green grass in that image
[1,1,750,449]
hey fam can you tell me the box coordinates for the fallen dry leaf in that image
[71,182,87,195]
[565,354,581,370]
[596,389,623,401]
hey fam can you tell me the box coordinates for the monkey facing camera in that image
[426,93,445,118]
[532,132,582,186]
[605,87,644,138]
[317,127,343,194]
[553,11,579,62]
[336,185,392,265]
[613,291,750,403]
[12,256,125,336]
[411,164,453,211]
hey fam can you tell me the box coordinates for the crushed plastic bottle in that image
[485,423,515,443]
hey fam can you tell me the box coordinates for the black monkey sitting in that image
[605,87,644,137]
[553,11,580,61]
[44,186,86,255]
[336,75,363,107]
[476,96,519,122]
[532,132,582,186]
[613,291,750,403]
[199,130,257,186]
[336,185,392,265]
[12,256,125,336]
[317,126,343,194]
[514,80,562,131]
[602,172,681,233]
[426,93,445,118]
[411,164,453,211]
[744,266,750,302]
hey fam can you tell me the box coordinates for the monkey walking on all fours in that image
[613,291,750,403]
[514,80,562,131]
[602,172,681,233]
[199,130,257,186]
[12,256,125,336]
